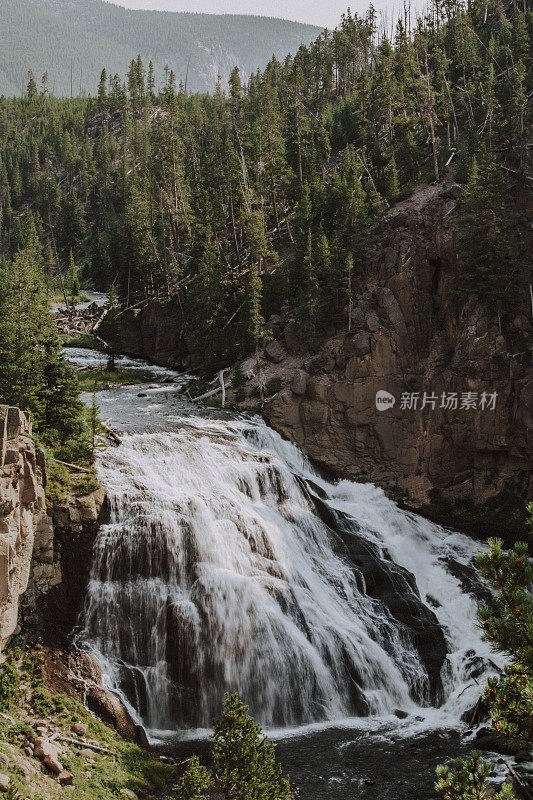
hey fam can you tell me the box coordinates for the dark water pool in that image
[159,723,497,800]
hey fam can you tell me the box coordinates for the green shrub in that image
[435,752,515,799]
[72,471,100,497]
[233,361,247,403]
[22,643,45,688]
[265,377,283,395]
[172,755,213,800]
[0,658,20,712]
[31,686,57,716]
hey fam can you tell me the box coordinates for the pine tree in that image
[455,153,515,312]
[436,751,516,800]
[99,285,123,370]
[97,69,108,108]
[384,156,400,202]
[66,248,80,301]
[212,694,291,800]
[476,538,533,749]
[174,694,291,800]
[26,70,37,99]
[174,755,213,800]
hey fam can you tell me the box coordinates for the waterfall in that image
[81,415,496,733]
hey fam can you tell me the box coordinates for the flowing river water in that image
[64,347,507,799]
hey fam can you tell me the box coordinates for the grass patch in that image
[44,456,72,504]
[63,333,104,350]
[72,470,100,497]
[77,368,153,392]
[0,645,174,800]
[49,289,91,306]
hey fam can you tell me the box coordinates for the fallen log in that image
[50,458,93,473]
[508,764,533,800]
[190,380,232,403]
[54,735,115,756]
[105,428,122,445]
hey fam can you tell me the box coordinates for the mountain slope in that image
[0,0,321,96]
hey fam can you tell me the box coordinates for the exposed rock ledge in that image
[236,184,533,533]
[0,406,54,652]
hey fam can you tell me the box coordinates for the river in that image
[63,347,507,798]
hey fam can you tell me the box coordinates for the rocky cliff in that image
[259,184,533,534]
[119,182,533,534]
[0,406,55,652]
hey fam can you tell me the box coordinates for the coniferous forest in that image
[1,1,531,390]
[1,0,531,477]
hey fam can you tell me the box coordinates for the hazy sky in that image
[112,0,409,30]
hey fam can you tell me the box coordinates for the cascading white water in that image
[81,414,497,734]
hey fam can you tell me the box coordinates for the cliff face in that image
[0,406,55,651]
[118,182,533,533]
[120,298,189,369]
[261,184,532,531]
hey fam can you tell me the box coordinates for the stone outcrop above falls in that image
[0,406,55,651]
[46,486,108,633]
[120,296,189,369]
[242,184,533,532]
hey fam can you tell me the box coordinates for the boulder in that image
[474,727,516,756]
[34,738,63,774]
[284,322,303,356]
[342,332,370,359]
[460,697,489,727]
[135,725,150,749]
[291,370,307,396]
[58,771,74,786]
[268,314,284,340]
[72,722,88,737]
[393,709,409,719]
[0,774,9,792]
[264,341,285,363]
[86,684,137,741]
[14,757,37,780]
[365,312,380,332]
[440,183,464,199]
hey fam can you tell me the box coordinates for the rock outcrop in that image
[120,296,188,369]
[245,184,532,532]
[46,486,108,632]
[260,184,532,530]
[0,406,55,652]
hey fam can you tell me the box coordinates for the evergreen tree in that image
[477,538,533,749]
[26,70,37,99]
[455,153,515,310]
[99,285,123,370]
[175,694,291,800]
[436,752,516,800]
[66,248,80,300]
[384,156,400,202]
[97,68,108,108]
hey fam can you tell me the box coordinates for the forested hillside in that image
[0,0,320,96]
[0,0,531,416]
